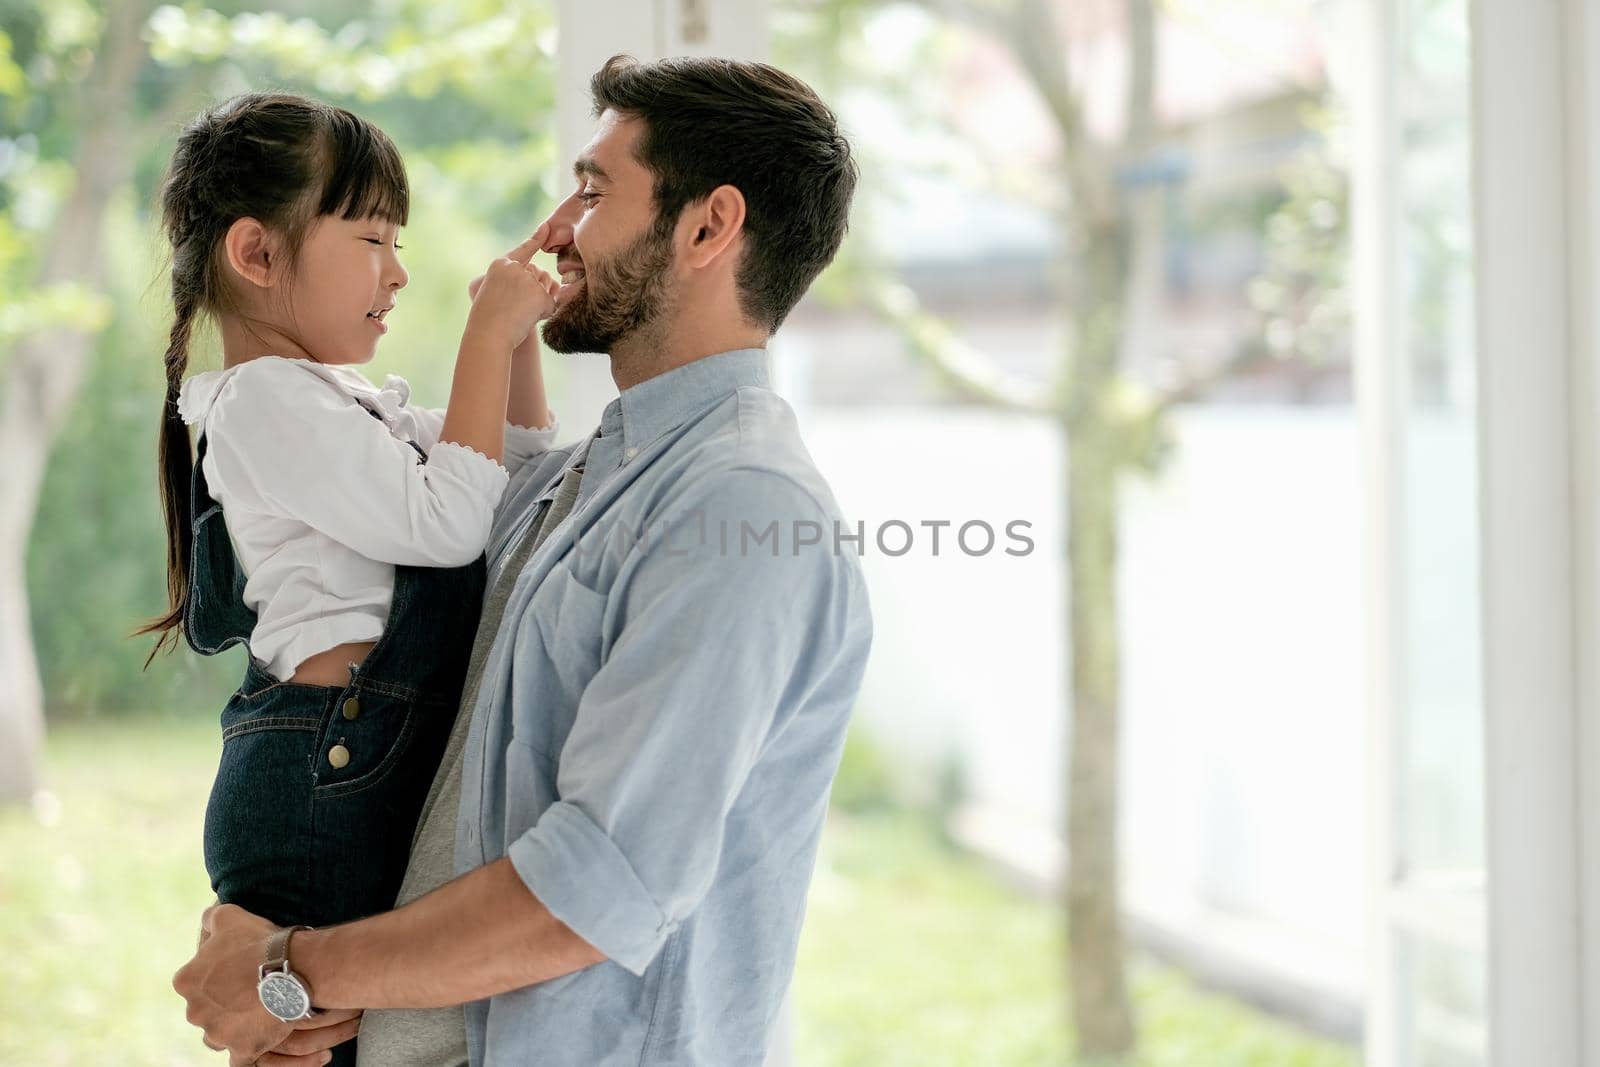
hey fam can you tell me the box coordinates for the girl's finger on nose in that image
[506,233,542,264]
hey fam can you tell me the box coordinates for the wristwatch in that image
[258,925,317,1022]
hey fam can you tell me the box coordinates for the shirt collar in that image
[176,367,237,426]
[174,355,411,426]
[600,347,771,449]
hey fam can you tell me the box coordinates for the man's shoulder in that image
[668,385,843,519]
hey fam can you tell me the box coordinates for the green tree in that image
[1,0,559,802]
[1,0,168,805]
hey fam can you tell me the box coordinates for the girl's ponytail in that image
[133,278,199,666]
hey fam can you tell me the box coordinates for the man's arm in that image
[298,856,605,1009]
[173,860,604,1062]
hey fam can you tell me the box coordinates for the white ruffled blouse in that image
[177,354,559,682]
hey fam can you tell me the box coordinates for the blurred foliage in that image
[140,0,562,232]
[8,0,563,718]
[832,725,972,837]
[25,191,240,717]
[1242,115,1351,371]
[0,717,1361,1065]
[768,1,968,321]
[830,725,901,815]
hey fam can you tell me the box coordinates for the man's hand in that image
[258,1009,364,1067]
[172,903,295,1065]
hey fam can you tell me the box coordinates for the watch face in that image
[258,971,311,1021]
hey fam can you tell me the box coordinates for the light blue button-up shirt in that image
[454,347,873,1066]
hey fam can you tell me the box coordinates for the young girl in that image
[135,92,557,1060]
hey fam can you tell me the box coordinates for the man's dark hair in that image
[590,54,857,333]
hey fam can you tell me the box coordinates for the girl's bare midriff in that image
[289,640,378,686]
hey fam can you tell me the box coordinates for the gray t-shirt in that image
[355,445,589,1067]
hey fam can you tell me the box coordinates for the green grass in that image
[793,813,1360,1067]
[1,718,223,1066]
[1,719,1361,1066]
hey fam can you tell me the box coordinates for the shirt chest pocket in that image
[514,562,609,760]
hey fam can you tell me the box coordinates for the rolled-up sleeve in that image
[204,358,508,567]
[506,468,860,976]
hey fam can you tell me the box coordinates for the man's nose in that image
[540,193,582,252]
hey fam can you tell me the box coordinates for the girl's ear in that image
[223,218,280,289]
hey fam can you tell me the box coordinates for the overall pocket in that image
[309,688,422,801]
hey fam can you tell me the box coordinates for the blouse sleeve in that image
[412,405,561,478]
[202,358,508,567]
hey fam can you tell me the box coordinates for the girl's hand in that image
[467,269,558,308]
[467,254,557,349]
[467,223,560,308]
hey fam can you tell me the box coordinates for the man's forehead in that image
[573,110,641,182]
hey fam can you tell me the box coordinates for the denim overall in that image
[183,405,486,1061]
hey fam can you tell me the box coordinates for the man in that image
[173,53,871,1067]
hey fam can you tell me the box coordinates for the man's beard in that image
[541,220,674,355]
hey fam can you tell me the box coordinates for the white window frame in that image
[1359,0,1600,1063]
[1472,0,1591,1062]
[1567,0,1600,1053]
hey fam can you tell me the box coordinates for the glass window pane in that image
[1397,931,1488,1067]
[1396,0,1484,886]
[1388,0,1487,1063]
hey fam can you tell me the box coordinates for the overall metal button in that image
[341,697,361,721]
[327,744,351,769]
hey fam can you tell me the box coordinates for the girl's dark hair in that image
[589,55,857,333]
[134,92,408,667]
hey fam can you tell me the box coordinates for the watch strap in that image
[264,924,313,972]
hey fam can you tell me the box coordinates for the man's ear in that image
[680,185,746,270]
[223,218,280,289]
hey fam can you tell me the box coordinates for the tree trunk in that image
[0,0,146,804]
[1062,227,1137,1061]
[1064,423,1133,1063]
[0,541,45,805]
[1057,0,1157,1056]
